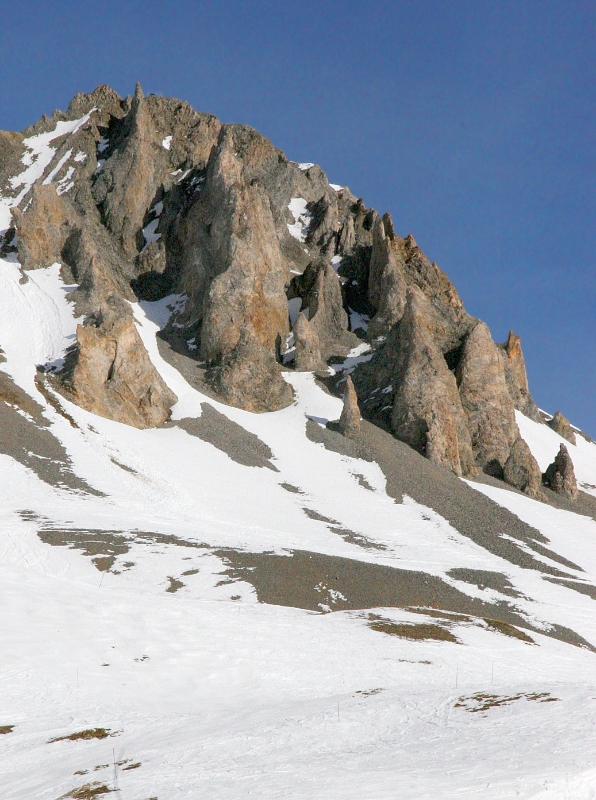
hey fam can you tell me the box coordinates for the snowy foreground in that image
[3,262,596,798]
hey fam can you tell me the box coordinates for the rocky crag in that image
[0,83,564,496]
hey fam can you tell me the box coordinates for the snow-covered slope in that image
[2,259,596,798]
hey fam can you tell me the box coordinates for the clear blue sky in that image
[1,0,594,433]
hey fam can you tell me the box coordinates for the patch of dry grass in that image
[368,615,459,643]
[49,728,118,743]
[483,618,535,643]
[455,691,560,713]
[59,782,114,799]
[0,725,14,734]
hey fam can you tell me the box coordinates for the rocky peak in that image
[1,82,566,493]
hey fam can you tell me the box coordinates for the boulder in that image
[338,375,361,438]
[57,300,177,428]
[293,312,326,372]
[503,437,544,499]
[547,410,577,445]
[543,443,578,500]
[456,322,518,474]
[390,287,477,477]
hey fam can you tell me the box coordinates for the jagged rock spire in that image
[543,443,578,500]
[339,375,361,439]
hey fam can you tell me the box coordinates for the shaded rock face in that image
[288,261,358,359]
[57,301,177,428]
[503,437,544,499]
[548,410,577,445]
[338,375,361,439]
[456,322,518,474]
[543,444,578,500]
[389,288,477,478]
[4,82,558,478]
[293,312,325,373]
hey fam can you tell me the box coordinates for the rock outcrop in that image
[208,329,293,414]
[547,411,577,445]
[57,301,177,428]
[293,312,326,373]
[289,261,358,359]
[503,437,544,499]
[389,288,477,477]
[338,375,361,439]
[2,82,566,491]
[543,444,578,500]
[456,322,518,475]
[501,330,541,421]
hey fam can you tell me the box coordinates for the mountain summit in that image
[2,86,596,797]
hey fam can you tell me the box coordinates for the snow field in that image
[2,263,596,796]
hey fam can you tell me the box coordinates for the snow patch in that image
[162,135,173,150]
[287,198,312,243]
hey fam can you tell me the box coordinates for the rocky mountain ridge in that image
[0,83,580,498]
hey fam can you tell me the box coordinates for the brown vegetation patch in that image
[455,691,560,713]
[0,725,14,734]
[49,728,118,743]
[122,762,141,770]
[483,618,535,643]
[166,576,184,593]
[368,614,459,643]
[59,783,114,799]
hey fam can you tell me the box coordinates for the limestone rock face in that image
[93,83,221,260]
[547,411,577,445]
[503,437,543,498]
[502,330,542,421]
[543,443,578,500]
[209,329,293,413]
[367,215,407,337]
[289,261,358,359]
[390,288,477,477]
[58,301,177,428]
[1,83,557,467]
[13,185,72,270]
[456,322,518,473]
[338,375,361,438]
[293,312,326,372]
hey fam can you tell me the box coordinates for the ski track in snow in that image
[2,262,596,796]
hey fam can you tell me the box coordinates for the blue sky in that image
[1,0,594,433]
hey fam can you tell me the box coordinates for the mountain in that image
[1,84,596,799]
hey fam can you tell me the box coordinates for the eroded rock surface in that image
[338,375,361,439]
[544,444,578,500]
[457,322,518,474]
[57,301,177,428]
[548,411,577,445]
[2,82,565,486]
[389,288,476,477]
[503,437,544,499]
[293,312,326,373]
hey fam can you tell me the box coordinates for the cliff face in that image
[0,83,546,494]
